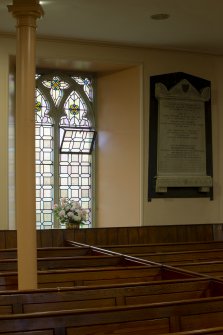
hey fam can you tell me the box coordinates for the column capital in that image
[8,0,44,26]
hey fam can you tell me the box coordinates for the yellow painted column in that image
[8,0,43,290]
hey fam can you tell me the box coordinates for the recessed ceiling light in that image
[39,0,53,5]
[150,13,170,20]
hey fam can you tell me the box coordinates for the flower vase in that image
[65,222,80,229]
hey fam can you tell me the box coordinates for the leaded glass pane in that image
[35,89,51,124]
[72,76,93,102]
[59,153,92,225]
[62,91,91,127]
[35,86,54,229]
[36,73,94,229]
[42,76,69,107]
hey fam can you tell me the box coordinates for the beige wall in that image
[0,34,223,228]
[143,51,219,225]
[0,53,9,230]
[96,67,141,227]
[0,37,16,230]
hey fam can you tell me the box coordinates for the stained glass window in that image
[35,73,95,229]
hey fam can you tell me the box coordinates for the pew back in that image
[96,241,223,254]
[133,249,223,265]
[0,277,218,314]
[0,264,200,290]
[0,254,147,272]
[0,247,95,260]
[3,297,223,334]
[173,261,223,277]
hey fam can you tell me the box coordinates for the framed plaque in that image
[148,72,213,201]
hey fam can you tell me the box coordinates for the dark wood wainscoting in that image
[0,224,223,248]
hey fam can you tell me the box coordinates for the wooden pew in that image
[0,241,157,272]
[3,249,223,273]
[37,246,96,257]
[0,264,200,290]
[64,241,223,278]
[162,327,223,335]
[76,241,223,280]
[0,246,96,260]
[3,295,223,334]
[131,249,223,265]
[172,260,223,278]
[0,241,202,290]
[38,264,201,288]
[0,254,148,272]
[0,277,216,314]
[5,241,223,261]
[95,240,223,254]
[0,241,222,334]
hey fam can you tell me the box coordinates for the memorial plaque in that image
[158,98,206,175]
[148,72,213,200]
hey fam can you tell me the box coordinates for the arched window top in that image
[36,73,95,127]
[61,90,91,127]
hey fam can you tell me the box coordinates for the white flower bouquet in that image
[53,198,87,228]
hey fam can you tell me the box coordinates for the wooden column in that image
[8,0,43,290]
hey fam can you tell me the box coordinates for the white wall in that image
[0,34,223,228]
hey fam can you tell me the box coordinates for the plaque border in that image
[148,72,213,201]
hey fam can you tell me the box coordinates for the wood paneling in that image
[1,224,223,248]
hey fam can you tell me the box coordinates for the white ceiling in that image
[1,0,223,55]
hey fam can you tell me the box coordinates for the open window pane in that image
[60,127,96,154]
